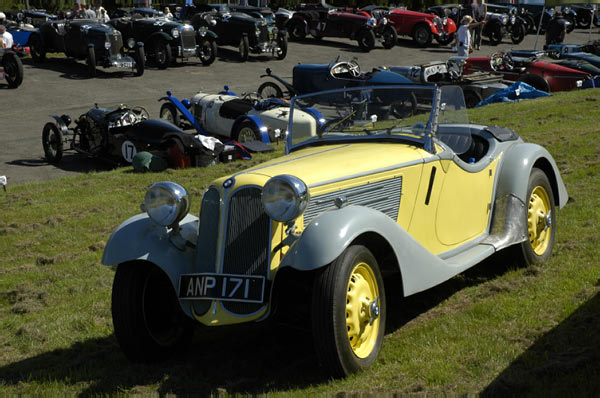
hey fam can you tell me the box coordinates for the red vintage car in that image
[464,51,591,92]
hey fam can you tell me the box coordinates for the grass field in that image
[1,89,599,396]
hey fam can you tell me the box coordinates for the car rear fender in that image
[495,142,568,208]
[101,212,199,294]
[232,115,270,142]
[50,115,70,137]
[279,205,472,296]
[197,29,218,40]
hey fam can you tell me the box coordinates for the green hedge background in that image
[0,0,446,14]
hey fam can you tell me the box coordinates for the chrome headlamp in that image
[381,17,388,25]
[144,181,191,227]
[127,37,135,49]
[367,17,376,27]
[562,6,571,14]
[262,175,309,222]
[433,16,442,28]
[104,41,111,49]
[501,14,509,25]
[442,16,448,25]
[171,28,180,38]
[510,15,516,24]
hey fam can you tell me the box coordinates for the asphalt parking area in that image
[1,28,597,185]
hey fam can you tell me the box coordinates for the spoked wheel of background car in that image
[239,35,249,62]
[112,262,194,362]
[357,29,376,52]
[391,92,417,119]
[276,34,288,60]
[515,168,556,267]
[382,25,397,49]
[510,23,526,44]
[160,102,181,127]
[2,52,23,88]
[577,12,591,28]
[523,15,536,33]
[436,32,454,46]
[153,37,172,69]
[312,245,386,377]
[518,73,550,93]
[197,38,217,66]
[134,45,145,76]
[87,47,97,77]
[487,24,503,45]
[233,120,261,143]
[288,21,306,41]
[463,89,483,108]
[412,24,432,47]
[28,33,46,63]
[42,122,64,163]
[258,81,284,98]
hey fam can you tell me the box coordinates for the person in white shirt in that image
[164,7,173,20]
[0,25,14,48]
[98,7,110,22]
[456,16,473,56]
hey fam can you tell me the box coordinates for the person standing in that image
[457,15,473,56]
[472,0,487,50]
[0,25,14,48]
[546,11,568,46]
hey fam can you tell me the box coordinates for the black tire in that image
[515,168,556,266]
[197,38,217,66]
[112,262,194,363]
[42,122,64,163]
[2,52,23,88]
[566,15,576,33]
[412,24,432,47]
[510,23,525,44]
[239,35,249,62]
[488,24,503,45]
[160,102,181,127]
[523,14,536,33]
[276,34,288,60]
[463,89,483,108]
[518,73,550,92]
[28,33,46,63]
[87,47,96,77]
[382,25,397,49]
[357,29,376,52]
[153,37,172,69]
[258,81,284,98]
[233,120,260,142]
[577,12,591,29]
[288,20,306,41]
[134,45,145,76]
[312,245,386,378]
[594,13,600,27]
[436,32,454,46]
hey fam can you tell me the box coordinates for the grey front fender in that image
[101,213,198,291]
[280,205,470,296]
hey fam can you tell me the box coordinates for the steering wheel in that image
[330,61,361,79]
[241,91,263,105]
[347,60,361,77]
[490,51,514,72]
[131,106,150,120]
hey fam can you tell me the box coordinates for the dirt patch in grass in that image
[88,241,106,252]
[1,284,48,315]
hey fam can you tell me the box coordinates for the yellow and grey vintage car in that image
[102,85,568,377]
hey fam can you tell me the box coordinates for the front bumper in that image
[104,54,136,69]
[251,41,281,56]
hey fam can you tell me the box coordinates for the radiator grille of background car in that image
[181,29,196,50]
[259,25,270,43]
[109,34,123,56]
[192,186,221,316]
[222,187,270,315]
[303,177,403,227]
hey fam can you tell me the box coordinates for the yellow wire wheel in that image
[312,245,386,377]
[519,168,556,265]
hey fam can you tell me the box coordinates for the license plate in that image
[179,273,265,303]
[117,61,133,68]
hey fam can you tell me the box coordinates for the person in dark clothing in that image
[546,11,568,45]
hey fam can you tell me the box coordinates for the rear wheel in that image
[488,24,503,45]
[357,29,376,52]
[312,245,386,377]
[42,122,64,163]
[288,20,306,41]
[28,33,46,63]
[160,102,181,127]
[153,37,172,69]
[233,120,260,143]
[134,45,145,76]
[2,52,23,88]
[577,12,591,28]
[112,262,194,362]
[382,25,397,49]
[87,47,97,77]
[276,34,288,60]
[436,32,454,46]
[565,14,576,33]
[239,35,249,62]
[516,168,556,266]
[197,38,217,65]
[510,23,525,44]
[518,73,550,92]
[412,24,432,47]
[258,81,284,98]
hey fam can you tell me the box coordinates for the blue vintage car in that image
[545,44,600,69]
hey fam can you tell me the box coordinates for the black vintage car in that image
[10,9,57,27]
[188,6,287,61]
[0,47,24,88]
[110,17,217,68]
[28,19,144,77]
[42,104,217,168]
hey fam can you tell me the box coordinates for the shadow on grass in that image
[21,58,141,80]
[482,291,600,397]
[7,154,116,174]
[0,248,520,396]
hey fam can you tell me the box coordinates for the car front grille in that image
[109,33,123,56]
[258,25,270,43]
[181,29,196,50]
[303,177,403,227]
[221,187,271,315]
